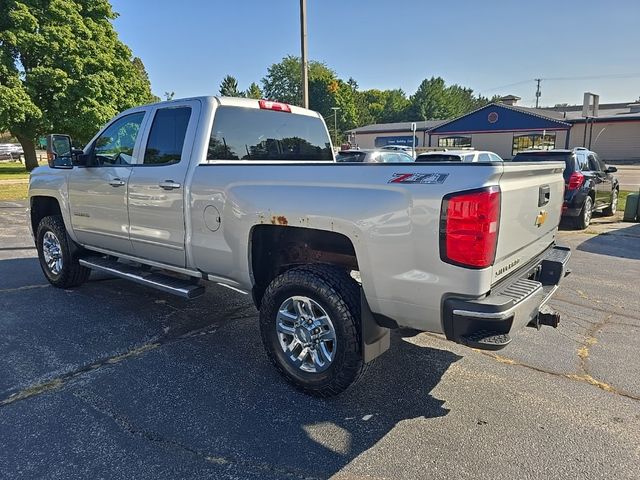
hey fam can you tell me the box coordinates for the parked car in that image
[0,143,24,161]
[512,148,619,229]
[30,96,570,396]
[336,149,414,163]
[415,150,503,162]
[380,144,415,158]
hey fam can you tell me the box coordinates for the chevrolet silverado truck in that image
[29,97,570,396]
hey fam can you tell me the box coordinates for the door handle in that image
[159,180,181,190]
[109,178,125,187]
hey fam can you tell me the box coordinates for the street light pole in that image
[300,0,309,108]
[331,107,340,146]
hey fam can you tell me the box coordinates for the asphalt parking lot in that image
[1,202,639,479]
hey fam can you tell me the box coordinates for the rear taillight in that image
[440,187,501,269]
[567,171,585,190]
[258,100,291,113]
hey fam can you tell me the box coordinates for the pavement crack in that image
[478,350,640,402]
[74,390,325,479]
[0,323,222,408]
[0,284,50,293]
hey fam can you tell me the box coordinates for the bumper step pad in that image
[462,330,512,350]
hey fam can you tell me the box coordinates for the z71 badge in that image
[388,173,449,184]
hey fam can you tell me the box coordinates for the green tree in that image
[408,77,493,121]
[219,75,244,97]
[245,82,262,99]
[261,55,335,106]
[0,0,156,170]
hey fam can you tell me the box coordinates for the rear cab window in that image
[205,106,333,162]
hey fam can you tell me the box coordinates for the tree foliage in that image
[261,55,335,106]
[0,0,156,170]
[245,82,262,99]
[219,75,244,97]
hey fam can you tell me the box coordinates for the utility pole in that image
[331,107,340,146]
[300,0,309,108]
[535,78,542,108]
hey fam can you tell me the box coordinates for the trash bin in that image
[623,192,640,222]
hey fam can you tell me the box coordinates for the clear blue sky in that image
[111,0,640,108]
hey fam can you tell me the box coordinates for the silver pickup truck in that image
[29,97,570,396]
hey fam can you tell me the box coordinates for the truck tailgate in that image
[492,161,565,284]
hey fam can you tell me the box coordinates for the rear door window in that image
[206,106,333,162]
[143,107,192,165]
[478,153,491,162]
[587,154,601,172]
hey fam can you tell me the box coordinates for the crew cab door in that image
[68,111,148,254]
[127,100,199,266]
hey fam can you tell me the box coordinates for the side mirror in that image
[605,166,617,173]
[46,134,74,169]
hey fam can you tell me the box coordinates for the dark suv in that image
[512,148,619,229]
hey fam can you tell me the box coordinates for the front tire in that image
[36,215,90,288]
[259,264,369,397]
[575,196,593,230]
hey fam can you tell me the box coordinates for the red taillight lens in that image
[441,187,501,269]
[258,100,291,113]
[567,171,585,190]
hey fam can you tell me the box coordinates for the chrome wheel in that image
[276,296,337,373]
[42,231,63,275]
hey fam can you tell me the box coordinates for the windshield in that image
[336,151,366,162]
[415,154,462,162]
[512,152,574,180]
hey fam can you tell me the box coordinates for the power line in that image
[479,73,640,96]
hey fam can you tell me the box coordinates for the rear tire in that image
[259,264,369,397]
[575,196,593,230]
[602,189,618,216]
[36,215,90,288]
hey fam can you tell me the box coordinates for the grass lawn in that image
[0,157,48,180]
[0,183,28,201]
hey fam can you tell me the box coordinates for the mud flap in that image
[360,291,390,363]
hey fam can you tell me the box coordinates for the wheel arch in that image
[249,224,359,308]
[30,196,63,238]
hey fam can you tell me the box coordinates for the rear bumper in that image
[442,245,571,350]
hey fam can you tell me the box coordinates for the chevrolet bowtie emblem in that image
[535,210,548,227]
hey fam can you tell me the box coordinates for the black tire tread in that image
[259,264,371,397]
[36,215,90,288]
[602,189,618,216]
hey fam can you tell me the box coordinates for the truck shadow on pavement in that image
[1,256,462,478]
[78,324,461,478]
[575,223,640,260]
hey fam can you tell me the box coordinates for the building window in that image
[512,133,556,156]
[437,136,472,148]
